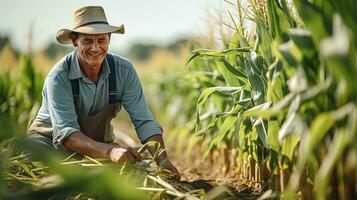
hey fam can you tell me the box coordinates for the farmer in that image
[26,6,178,174]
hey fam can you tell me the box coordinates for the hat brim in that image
[56,24,125,44]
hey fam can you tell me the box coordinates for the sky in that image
[0,0,224,53]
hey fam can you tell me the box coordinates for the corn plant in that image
[0,54,44,199]
[183,0,356,199]
[0,54,44,128]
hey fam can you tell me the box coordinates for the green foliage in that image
[0,54,45,199]
[0,34,19,57]
[166,0,357,198]
[43,42,73,59]
[0,35,11,51]
[128,43,159,61]
[0,55,44,128]
[2,0,356,198]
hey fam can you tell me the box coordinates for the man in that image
[26,6,178,174]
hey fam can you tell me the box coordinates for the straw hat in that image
[56,6,125,44]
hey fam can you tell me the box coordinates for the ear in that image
[108,33,111,43]
[71,38,78,47]
[69,33,78,47]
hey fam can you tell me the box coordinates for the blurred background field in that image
[1,0,357,199]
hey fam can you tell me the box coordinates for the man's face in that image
[75,33,110,68]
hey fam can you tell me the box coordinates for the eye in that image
[81,39,93,45]
[98,39,106,44]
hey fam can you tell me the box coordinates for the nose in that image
[90,41,99,51]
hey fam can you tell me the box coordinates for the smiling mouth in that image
[89,53,103,58]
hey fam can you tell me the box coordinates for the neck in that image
[78,58,102,84]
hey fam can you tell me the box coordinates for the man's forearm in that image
[63,131,113,158]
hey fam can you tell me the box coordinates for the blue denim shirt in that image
[35,50,162,149]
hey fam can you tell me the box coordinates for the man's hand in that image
[158,159,179,174]
[144,135,180,178]
[63,132,142,164]
[108,146,141,164]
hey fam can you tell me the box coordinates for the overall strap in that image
[107,54,117,104]
[66,54,80,106]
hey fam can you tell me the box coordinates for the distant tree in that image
[166,38,190,54]
[127,43,158,61]
[43,42,73,59]
[0,34,19,57]
[126,37,198,61]
[0,35,10,51]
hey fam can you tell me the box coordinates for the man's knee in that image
[27,134,54,150]
[21,134,55,159]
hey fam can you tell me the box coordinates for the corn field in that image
[149,0,357,199]
[1,0,357,199]
[171,0,356,199]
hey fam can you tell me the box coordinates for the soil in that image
[171,159,261,200]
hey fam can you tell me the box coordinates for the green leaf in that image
[303,103,354,159]
[195,86,244,134]
[245,54,267,104]
[0,114,23,141]
[320,15,357,97]
[186,47,251,66]
[267,0,291,39]
[267,120,280,152]
[327,0,357,34]
[254,118,269,148]
[215,59,242,87]
[280,0,297,27]
[197,86,244,108]
[289,28,317,60]
[278,40,303,67]
[278,113,306,142]
[138,141,161,154]
[175,128,190,156]
[228,32,241,66]
[238,119,251,149]
[216,105,243,143]
[267,65,285,103]
[315,129,349,200]
[216,58,248,86]
[243,93,298,118]
[287,67,308,93]
[256,19,274,64]
[281,134,301,161]
[294,0,332,42]
[185,136,201,159]
[243,102,273,118]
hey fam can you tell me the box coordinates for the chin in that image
[89,57,105,66]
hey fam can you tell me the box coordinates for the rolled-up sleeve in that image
[121,64,163,143]
[45,74,81,150]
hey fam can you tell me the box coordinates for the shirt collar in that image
[68,50,111,80]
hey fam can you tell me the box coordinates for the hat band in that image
[74,21,109,29]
